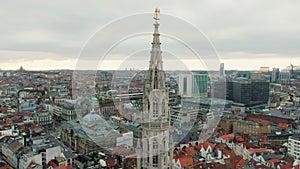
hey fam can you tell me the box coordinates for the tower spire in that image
[148,8,164,89]
[154,8,160,23]
[139,9,173,169]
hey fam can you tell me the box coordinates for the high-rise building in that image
[271,68,280,83]
[178,73,193,97]
[290,64,295,79]
[280,70,291,84]
[215,77,269,107]
[251,80,270,105]
[137,9,173,169]
[226,80,233,100]
[219,63,225,78]
[231,79,269,106]
[232,80,252,106]
[212,79,231,100]
[211,79,224,99]
[178,73,208,97]
[192,74,208,97]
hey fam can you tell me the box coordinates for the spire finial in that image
[154,8,160,22]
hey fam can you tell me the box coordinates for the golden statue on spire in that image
[154,8,160,21]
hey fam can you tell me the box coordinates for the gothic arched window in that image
[162,100,165,116]
[153,140,158,149]
[153,102,159,118]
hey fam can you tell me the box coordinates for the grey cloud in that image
[0,0,300,69]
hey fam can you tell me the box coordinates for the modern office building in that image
[211,79,226,99]
[178,73,193,97]
[231,79,269,107]
[271,68,280,83]
[219,63,225,78]
[251,80,270,105]
[178,73,208,97]
[214,78,269,107]
[192,74,208,97]
[232,79,252,106]
[226,80,234,100]
[280,70,291,84]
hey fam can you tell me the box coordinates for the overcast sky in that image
[1,0,300,70]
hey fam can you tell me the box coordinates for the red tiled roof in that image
[223,150,236,158]
[280,163,292,169]
[219,133,235,141]
[284,156,294,164]
[191,161,204,168]
[111,147,131,155]
[30,124,38,130]
[15,115,22,120]
[55,166,72,169]
[49,161,58,168]
[243,142,255,149]
[236,136,244,142]
[259,135,269,142]
[5,119,13,125]
[248,148,267,153]
[177,156,193,168]
[18,124,26,131]
[216,143,227,150]
[28,161,39,168]
[278,123,288,129]
[228,155,242,169]
[267,159,280,163]
[25,112,33,117]
[125,153,137,159]
[185,146,196,157]
[106,159,117,167]
[174,149,185,157]
[0,163,11,169]
[247,118,271,124]
[236,159,247,168]
[201,141,216,150]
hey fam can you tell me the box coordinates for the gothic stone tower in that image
[137,9,173,169]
